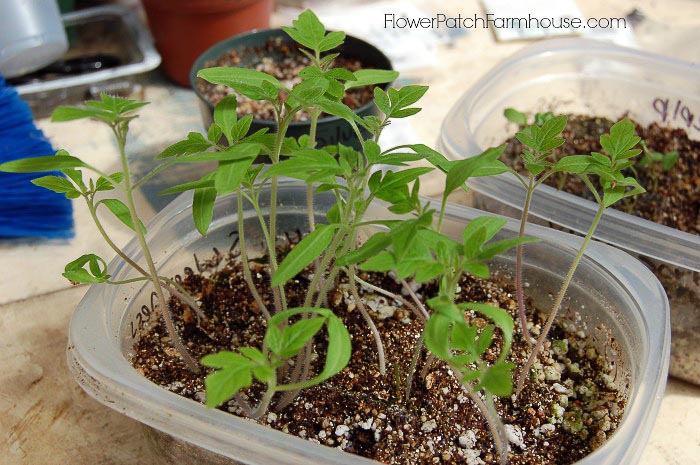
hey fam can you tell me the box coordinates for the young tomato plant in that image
[513,119,645,394]
[179,12,532,448]
[0,95,206,371]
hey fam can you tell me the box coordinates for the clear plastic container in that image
[0,0,68,78]
[67,179,669,465]
[11,5,161,118]
[438,38,700,384]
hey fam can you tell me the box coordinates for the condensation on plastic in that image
[438,38,700,383]
[68,179,668,465]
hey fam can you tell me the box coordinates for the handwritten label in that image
[129,291,156,339]
[652,97,700,131]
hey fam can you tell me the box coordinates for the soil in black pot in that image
[130,244,626,465]
[501,115,700,235]
[196,37,376,122]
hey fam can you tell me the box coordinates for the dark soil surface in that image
[501,115,700,235]
[196,37,375,122]
[131,246,626,465]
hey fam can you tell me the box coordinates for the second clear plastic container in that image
[438,38,700,384]
[68,179,669,465]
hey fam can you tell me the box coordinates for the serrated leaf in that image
[318,30,345,52]
[373,88,390,115]
[444,145,506,199]
[288,76,330,106]
[156,132,212,159]
[95,172,124,191]
[31,175,78,195]
[207,124,223,143]
[198,67,284,101]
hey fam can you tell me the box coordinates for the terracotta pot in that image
[142,0,273,86]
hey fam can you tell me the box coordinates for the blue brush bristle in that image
[0,76,74,239]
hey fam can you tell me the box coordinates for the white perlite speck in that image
[335,424,350,436]
[505,424,525,449]
[462,449,485,465]
[420,419,437,432]
[458,430,477,449]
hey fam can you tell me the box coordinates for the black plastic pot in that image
[189,28,393,152]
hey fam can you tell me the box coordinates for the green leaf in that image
[100,199,146,233]
[172,143,260,163]
[95,172,124,191]
[479,236,539,260]
[62,254,109,283]
[451,321,478,352]
[272,225,338,286]
[336,232,391,266]
[476,325,495,355]
[315,312,352,382]
[160,174,215,195]
[552,155,591,174]
[279,317,327,358]
[213,95,238,143]
[444,145,507,199]
[463,216,507,246]
[51,106,115,123]
[662,151,679,171]
[477,362,514,397]
[425,314,452,361]
[156,132,212,159]
[359,251,396,272]
[539,115,567,142]
[238,347,267,364]
[325,68,355,81]
[207,124,223,143]
[271,308,351,391]
[281,10,326,51]
[264,325,284,355]
[462,303,514,360]
[192,187,217,236]
[31,175,79,196]
[373,88,390,115]
[288,76,330,106]
[0,152,85,173]
[344,69,398,90]
[315,98,362,125]
[197,67,285,101]
[504,108,527,126]
[318,30,346,52]
[233,115,254,142]
[215,157,255,195]
[203,360,253,408]
[374,167,433,196]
